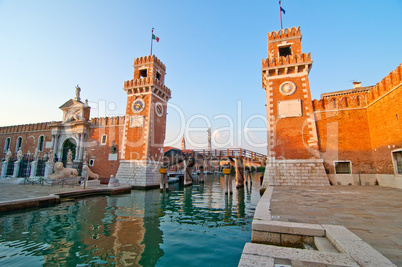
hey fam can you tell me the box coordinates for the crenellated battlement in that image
[262,53,311,68]
[0,122,54,134]
[90,116,125,127]
[313,64,402,111]
[268,26,301,41]
[123,76,171,99]
[134,55,166,71]
[367,64,402,104]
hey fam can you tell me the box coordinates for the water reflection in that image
[0,173,262,266]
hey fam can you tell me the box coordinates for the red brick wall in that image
[269,75,317,159]
[367,84,402,174]
[0,123,53,158]
[315,109,375,174]
[85,121,124,178]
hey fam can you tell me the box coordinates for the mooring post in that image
[159,168,168,189]
[235,157,244,188]
[223,165,232,195]
[199,165,205,183]
[183,159,193,186]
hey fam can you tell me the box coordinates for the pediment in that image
[59,99,85,110]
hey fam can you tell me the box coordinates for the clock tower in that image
[261,27,329,187]
[116,55,171,188]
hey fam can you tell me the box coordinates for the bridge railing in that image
[192,148,266,163]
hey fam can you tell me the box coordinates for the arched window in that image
[4,137,11,152]
[15,137,22,152]
[38,136,45,152]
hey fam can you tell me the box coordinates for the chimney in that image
[353,81,361,89]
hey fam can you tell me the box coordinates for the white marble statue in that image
[27,150,32,160]
[83,150,89,164]
[5,149,12,162]
[82,164,99,180]
[75,84,81,101]
[49,162,78,179]
[67,149,73,163]
[34,147,40,161]
[17,148,23,161]
[108,175,120,187]
[48,149,54,163]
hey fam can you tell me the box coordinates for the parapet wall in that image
[0,122,54,134]
[262,53,311,68]
[313,64,402,111]
[90,116,125,127]
[134,55,166,71]
[268,26,301,41]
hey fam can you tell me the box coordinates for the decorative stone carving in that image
[34,147,40,161]
[67,149,73,163]
[17,148,23,161]
[279,81,297,96]
[75,84,81,101]
[83,150,89,163]
[108,175,120,187]
[48,149,54,163]
[82,164,99,180]
[64,109,82,122]
[5,149,12,162]
[49,162,78,179]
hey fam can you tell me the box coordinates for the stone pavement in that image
[0,181,108,202]
[269,186,402,266]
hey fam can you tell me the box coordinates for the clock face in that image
[155,102,163,117]
[132,98,145,113]
[279,81,297,96]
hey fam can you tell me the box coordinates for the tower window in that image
[101,134,107,145]
[156,71,161,81]
[279,46,292,57]
[140,69,147,78]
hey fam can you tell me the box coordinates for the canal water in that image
[0,173,262,266]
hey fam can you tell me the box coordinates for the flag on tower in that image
[152,33,159,42]
[280,6,286,14]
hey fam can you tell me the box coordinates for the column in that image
[76,133,82,161]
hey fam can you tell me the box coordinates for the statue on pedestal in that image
[75,84,81,101]
[67,149,73,163]
[17,148,23,161]
[5,149,12,162]
[48,149,54,163]
[34,147,40,161]
[83,150,89,164]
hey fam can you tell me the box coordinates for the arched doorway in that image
[62,138,76,166]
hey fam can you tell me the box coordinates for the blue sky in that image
[1,0,401,154]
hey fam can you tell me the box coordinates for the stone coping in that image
[240,186,396,266]
[0,196,60,213]
[0,186,132,213]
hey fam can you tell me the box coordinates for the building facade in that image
[0,55,170,188]
[262,26,402,189]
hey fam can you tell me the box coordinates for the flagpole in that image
[279,1,283,30]
[150,28,154,55]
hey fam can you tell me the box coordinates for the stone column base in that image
[115,160,162,188]
[262,158,329,189]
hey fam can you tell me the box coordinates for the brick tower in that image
[115,55,171,188]
[261,27,329,187]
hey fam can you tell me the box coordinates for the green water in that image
[0,173,262,266]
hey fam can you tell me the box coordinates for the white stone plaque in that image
[278,99,302,118]
[108,153,118,161]
[130,115,145,128]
